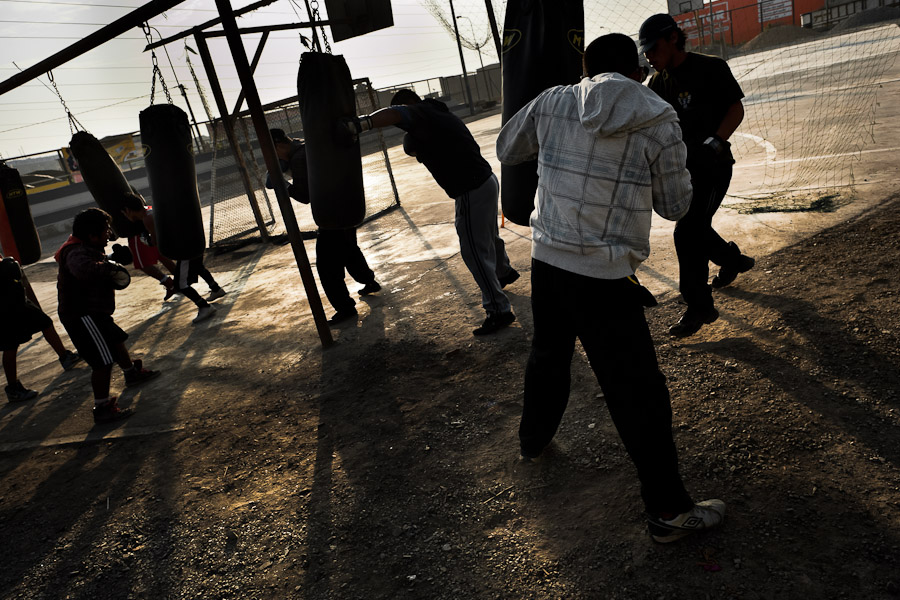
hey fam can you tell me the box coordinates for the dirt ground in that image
[3,62,900,599]
[2,183,900,599]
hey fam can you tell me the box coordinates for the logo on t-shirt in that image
[678,91,691,110]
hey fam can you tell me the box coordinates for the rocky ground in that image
[1,188,898,600]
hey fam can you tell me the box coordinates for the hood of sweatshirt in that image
[573,72,678,137]
[54,235,84,263]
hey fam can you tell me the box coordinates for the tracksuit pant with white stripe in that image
[454,174,514,316]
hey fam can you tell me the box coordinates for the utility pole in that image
[448,0,475,115]
[457,15,485,70]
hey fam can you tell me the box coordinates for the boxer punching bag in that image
[69,131,144,238]
[0,163,42,265]
[297,52,366,230]
[140,104,205,260]
[501,0,584,225]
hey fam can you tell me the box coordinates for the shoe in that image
[668,307,719,338]
[124,359,161,387]
[712,243,755,288]
[5,380,38,403]
[519,452,542,464]
[647,499,726,543]
[162,277,177,301]
[498,269,520,289]
[93,396,133,424]
[192,304,217,324]
[59,350,82,371]
[328,309,358,325]
[473,311,516,336]
[358,281,381,296]
[207,287,226,301]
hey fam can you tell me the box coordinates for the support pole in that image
[232,31,270,115]
[194,33,270,242]
[484,0,502,58]
[214,0,334,348]
[448,0,476,115]
[0,0,184,96]
[179,83,207,153]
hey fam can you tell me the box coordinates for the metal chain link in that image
[309,0,331,53]
[47,70,86,134]
[143,23,172,104]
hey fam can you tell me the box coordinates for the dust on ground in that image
[1,177,899,600]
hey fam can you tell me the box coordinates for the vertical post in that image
[178,83,207,153]
[194,33,270,242]
[214,0,333,347]
[448,0,475,115]
[483,0,502,58]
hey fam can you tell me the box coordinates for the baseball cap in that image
[270,128,291,144]
[639,13,678,54]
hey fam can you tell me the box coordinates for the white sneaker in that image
[207,288,226,301]
[647,499,726,543]
[192,304,217,324]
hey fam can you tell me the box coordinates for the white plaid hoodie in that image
[497,73,692,279]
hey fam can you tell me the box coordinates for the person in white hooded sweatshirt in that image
[497,33,726,544]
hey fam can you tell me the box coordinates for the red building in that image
[673,0,828,47]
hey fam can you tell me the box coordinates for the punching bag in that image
[501,0,584,225]
[297,52,366,230]
[0,163,42,265]
[69,131,144,238]
[140,104,205,260]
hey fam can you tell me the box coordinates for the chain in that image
[185,44,215,123]
[143,23,172,104]
[47,70,86,134]
[309,0,331,53]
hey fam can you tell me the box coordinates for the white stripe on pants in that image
[454,173,513,315]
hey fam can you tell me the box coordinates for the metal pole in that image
[483,0,502,58]
[179,84,207,153]
[0,0,184,96]
[194,33,270,243]
[448,0,475,115]
[232,31,270,115]
[214,0,333,347]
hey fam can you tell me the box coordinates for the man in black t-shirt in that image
[640,14,756,337]
[340,90,519,336]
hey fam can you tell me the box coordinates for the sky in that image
[0,0,666,160]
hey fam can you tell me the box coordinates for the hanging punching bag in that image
[0,163,42,265]
[501,0,584,225]
[297,52,366,230]
[69,131,144,238]
[140,104,205,260]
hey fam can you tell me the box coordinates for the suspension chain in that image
[309,0,331,53]
[47,70,86,134]
[143,23,172,104]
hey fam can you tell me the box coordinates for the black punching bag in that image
[140,104,205,260]
[0,163,42,265]
[501,0,584,225]
[69,131,145,238]
[297,52,366,230]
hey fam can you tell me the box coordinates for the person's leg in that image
[91,365,114,400]
[519,259,578,457]
[342,228,376,285]
[2,348,17,385]
[41,324,66,357]
[455,175,511,316]
[316,230,355,315]
[577,277,694,515]
[195,255,221,292]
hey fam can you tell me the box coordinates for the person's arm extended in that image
[143,213,159,245]
[716,100,744,141]
[496,96,540,165]
[650,124,692,222]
